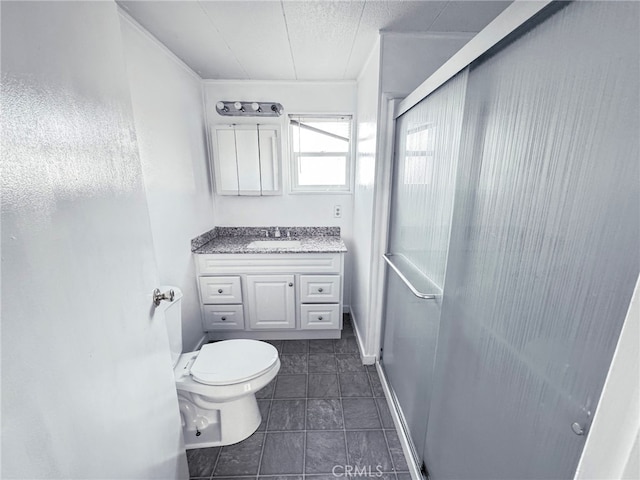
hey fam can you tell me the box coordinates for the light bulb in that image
[234,102,242,110]
[251,102,260,111]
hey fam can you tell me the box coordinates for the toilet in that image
[160,286,280,449]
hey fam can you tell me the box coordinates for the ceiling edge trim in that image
[117,6,202,82]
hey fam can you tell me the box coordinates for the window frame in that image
[288,114,354,194]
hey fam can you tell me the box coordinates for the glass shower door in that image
[423,2,640,479]
[380,70,467,468]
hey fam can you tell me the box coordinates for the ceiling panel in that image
[428,0,512,32]
[119,0,515,81]
[362,1,448,32]
[282,0,366,80]
[199,1,296,80]
[118,1,247,78]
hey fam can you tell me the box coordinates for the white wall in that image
[120,12,213,351]
[380,32,473,96]
[203,81,357,307]
[350,32,474,359]
[351,42,381,358]
[1,1,187,478]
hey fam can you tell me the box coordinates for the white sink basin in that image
[247,240,302,249]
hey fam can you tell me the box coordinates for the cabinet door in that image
[258,126,280,194]
[235,126,261,195]
[247,275,295,329]
[213,127,239,195]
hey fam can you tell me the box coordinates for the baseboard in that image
[193,334,208,351]
[376,362,422,480]
[349,307,377,365]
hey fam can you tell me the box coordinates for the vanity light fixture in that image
[216,101,283,117]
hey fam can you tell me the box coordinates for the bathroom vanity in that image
[191,227,347,340]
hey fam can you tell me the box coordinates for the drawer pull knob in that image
[217,289,223,294]
[318,288,324,293]
[221,317,227,321]
[289,282,293,287]
[318,316,323,321]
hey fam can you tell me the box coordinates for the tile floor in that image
[187,315,411,479]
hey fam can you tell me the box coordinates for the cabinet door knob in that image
[288,282,293,287]
[221,316,227,321]
[318,316,323,321]
[218,288,223,294]
[318,288,324,293]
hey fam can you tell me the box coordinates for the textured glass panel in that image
[388,71,468,287]
[426,2,640,479]
[381,71,468,462]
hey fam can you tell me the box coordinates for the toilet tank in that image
[157,286,183,368]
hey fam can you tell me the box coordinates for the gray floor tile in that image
[307,373,340,398]
[274,374,307,398]
[267,399,306,431]
[396,473,412,480]
[365,364,377,374]
[256,379,275,399]
[264,339,284,353]
[258,477,303,480]
[257,399,271,432]
[213,477,255,480]
[334,337,359,354]
[336,354,365,372]
[339,373,373,397]
[345,430,393,472]
[341,323,355,338]
[342,398,381,429]
[306,398,344,430]
[375,397,395,429]
[309,339,335,353]
[186,446,219,478]
[260,432,305,474]
[385,430,409,472]
[214,432,264,476]
[368,371,385,397]
[282,340,309,354]
[308,353,338,373]
[305,431,347,474]
[279,354,308,374]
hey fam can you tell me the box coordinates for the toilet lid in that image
[190,339,278,386]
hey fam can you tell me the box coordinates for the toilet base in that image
[179,392,261,449]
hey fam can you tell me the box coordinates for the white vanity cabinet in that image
[195,253,344,339]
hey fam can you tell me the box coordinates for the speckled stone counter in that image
[191,227,347,254]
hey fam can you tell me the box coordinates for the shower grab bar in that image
[382,253,438,300]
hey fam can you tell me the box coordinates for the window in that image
[289,115,352,192]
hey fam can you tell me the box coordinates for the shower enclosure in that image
[379,2,639,479]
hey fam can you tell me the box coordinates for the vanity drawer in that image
[299,275,341,303]
[203,305,245,330]
[301,304,340,329]
[199,276,242,304]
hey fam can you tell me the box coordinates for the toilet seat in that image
[190,339,278,386]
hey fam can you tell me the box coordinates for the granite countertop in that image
[191,227,347,254]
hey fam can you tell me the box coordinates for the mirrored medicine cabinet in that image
[211,124,282,196]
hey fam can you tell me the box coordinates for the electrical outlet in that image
[334,205,342,218]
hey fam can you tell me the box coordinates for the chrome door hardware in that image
[153,288,175,306]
